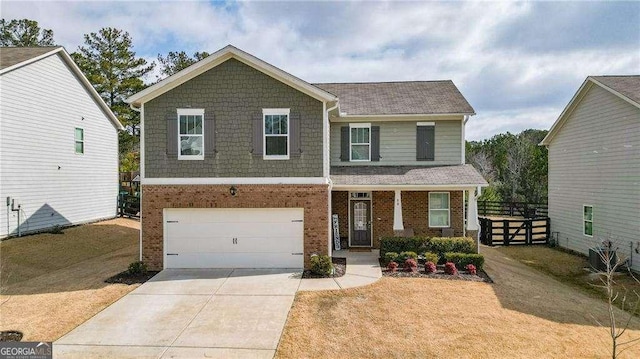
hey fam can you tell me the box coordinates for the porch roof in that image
[330,164,488,188]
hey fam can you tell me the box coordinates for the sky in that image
[2,0,639,140]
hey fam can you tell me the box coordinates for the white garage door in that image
[164,208,304,269]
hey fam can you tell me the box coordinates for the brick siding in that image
[142,184,329,270]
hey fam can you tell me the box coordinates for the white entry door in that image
[164,208,304,268]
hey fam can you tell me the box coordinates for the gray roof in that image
[330,164,488,186]
[0,47,60,70]
[591,76,640,106]
[314,81,475,116]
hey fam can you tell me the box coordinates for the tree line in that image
[1,19,208,172]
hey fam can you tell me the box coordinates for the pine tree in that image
[156,51,210,79]
[0,19,55,46]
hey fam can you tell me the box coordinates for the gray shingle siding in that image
[548,84,640,271]
[144,58,324,178]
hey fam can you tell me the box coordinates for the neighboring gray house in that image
[0,47,123,238]
[126,45,487,271]
[541,76,640,271]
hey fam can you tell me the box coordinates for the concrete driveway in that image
[54,268,302,359]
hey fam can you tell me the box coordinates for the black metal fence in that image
[478,201,548,218]
[480,217,550,246]
[118,194,140,218]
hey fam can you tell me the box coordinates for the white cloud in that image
[2,0,638,139]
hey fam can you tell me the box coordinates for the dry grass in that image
[494,245,640,315]
[0,218,140,341]
[276,246,640,358]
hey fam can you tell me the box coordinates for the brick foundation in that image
[142,184,329,270]
[332,190,466,249]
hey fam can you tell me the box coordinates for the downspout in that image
[325,100,339,256]
[130,103,143,262]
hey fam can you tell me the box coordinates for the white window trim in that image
[417,122,435,127]
[177,108,205,161]
[75,127,84,155]
[429,192,451,228]
[349,122,371,162]
[583,204,593,237]
[263,108,290,160]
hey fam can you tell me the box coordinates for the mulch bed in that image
[0,330,23,342]
[380,260,492,283]
[105,271,160,285]
[302,257,346,278]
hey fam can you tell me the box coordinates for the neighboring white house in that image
[541,75,640,271]
[0,47,123,238]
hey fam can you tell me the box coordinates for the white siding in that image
[330,120,463,166]
[0,53,119,238]
[548,84,640,271]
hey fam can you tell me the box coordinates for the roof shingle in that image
[314,81,474,116]
[591,76,640,106]
[0,47,60,70]
[330,164,487,186]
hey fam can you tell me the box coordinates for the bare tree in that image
[592,241,640,358]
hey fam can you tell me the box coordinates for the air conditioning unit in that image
[589,247,618,272]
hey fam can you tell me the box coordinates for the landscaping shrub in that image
[310,255,334,276]
[444,252,485,270]
[388,261,399,272]
[128,261,148,276]
[424,261,437,274]
[465,264,477,275]
[422,251,439,264]
[444,262,458,275]
[380,237,429,256]
[383,252,399,266]
[398,251,418,263]
[428,237,476,259]
[404,258,418,273]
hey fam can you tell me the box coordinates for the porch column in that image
[393,190,404,231]
[467,188,480,231]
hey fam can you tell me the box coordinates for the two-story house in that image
[126,45,487,270]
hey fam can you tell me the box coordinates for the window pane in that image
[179,116,187,134]
[430,210,449,227]
[584,221,593,236]
[75,128,83,141]
[180,135,203,156]
[351,127,370,144]
[75,141,84,154]
[266,136,287,156]
[265,115,274,135]
[194,115,203,135]
[351,144,370,160]
[430,193,449,210]
[279,115,288,134]
[584,206,592,221]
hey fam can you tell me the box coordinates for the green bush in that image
[310,255,334,276]
[128,261,148,276]
[428,237,476,260]
[444,252,485,270]
[383,252,399,265]
[379,237,429,256]
[398,251,418,262]
[422,251,439,264]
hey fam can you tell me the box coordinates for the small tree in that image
[591,241,640,358]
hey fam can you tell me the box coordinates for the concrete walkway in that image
[53,251,381,358]
[298,249,382,291]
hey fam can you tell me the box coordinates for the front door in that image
[350,200,372,246]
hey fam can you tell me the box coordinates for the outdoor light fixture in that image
[229,186,238,196]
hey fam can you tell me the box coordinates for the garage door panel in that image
[164,208,304,269]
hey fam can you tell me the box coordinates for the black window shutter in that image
[205,113,215,157]
[166,116,178,157]
[290,112,301,157]
[371,126,381,161]
[340,126,349,161]
[416,125,435,161]
[252,114,263,156]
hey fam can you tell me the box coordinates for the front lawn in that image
[0,218,140,342]
[276,246,640,358]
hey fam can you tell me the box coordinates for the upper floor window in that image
[178,108,204,160]
[417,122,435,161]
[75,128,84,154]
[350,123,371,161]
[429,192,450,227]
[263,108,290,160]
[583,205,593,236]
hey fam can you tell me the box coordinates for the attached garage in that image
[163,208,304,269]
